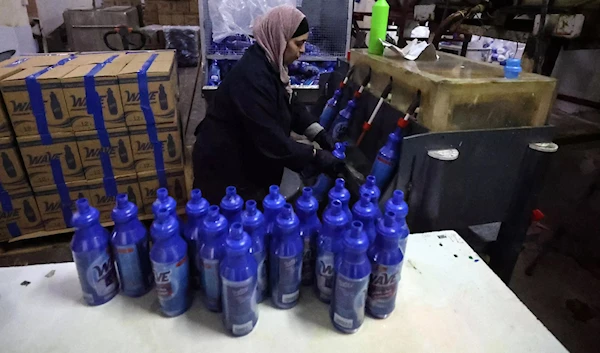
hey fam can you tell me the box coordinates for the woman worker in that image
[193,5,344,204]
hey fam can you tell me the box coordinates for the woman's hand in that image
[314,149,345,178]
[313,130,336,151]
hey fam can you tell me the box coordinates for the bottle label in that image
[73,248,119,305]
[332,273,369,331]
[201,258,221,309]
[222,277,258,336]
[272,254,301,305]
[254,252,267,300]
[114,240,153,296]
[367,262,402,317]
[316,250,335,301]
[152,256,190,316]
[301,235,316,284]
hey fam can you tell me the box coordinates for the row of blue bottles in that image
[150,208,191,317]
[270,204,303,309]
[311,142,346,202]
[241,200,267,302]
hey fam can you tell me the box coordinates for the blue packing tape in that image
[25,56,75,143]
[51,159,73,227]
[0,184,21,237]
[137,53,167,187]
[4,58,29,67]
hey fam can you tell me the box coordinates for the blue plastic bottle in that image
[150,208,191,317]
[152,188,183,239]
[371,132,401,190]
[295,187,322,286]
[367,211,405,319]
[504,58,522,79]
[330,99,357,140]
[319,84,345,130]
[311,142,346,203]
[209,60,221,85]
[328,178,352,221]
[270,203,303,309]
[241,200,267,302]
[316,199,351,303]
[220,186,243,224]
[384,190,410,254]
[359,175,381,211]
[352,192,379,244]
[71,198,119,306]
[262,185,286,249]
[184,189,209,290]
[110,194,153,297]
[199,205,228,311]
[221,222,259,336]
[330,221,371,333]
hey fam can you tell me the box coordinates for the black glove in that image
[313,130,336,151]
[314,149,345,178]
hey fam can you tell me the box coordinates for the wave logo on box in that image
[25,146,77,170]
[94,194,117,206]
[144,187,157,199]
[83,140,128,163]
[10,93,63,119]
[70,88,118,115]
[135,135,176,157]
[124,84,169,111]
[0,208,20,222]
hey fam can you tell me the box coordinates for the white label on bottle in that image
[334,312,354,329]
[232,320,254,336]
[282,290,299,304]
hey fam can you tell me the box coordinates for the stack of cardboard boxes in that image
[0,50,186,240]
[144,0,199,26]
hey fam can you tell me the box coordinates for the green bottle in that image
[368,0,390,55]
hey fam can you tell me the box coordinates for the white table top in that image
[0,231,567,353]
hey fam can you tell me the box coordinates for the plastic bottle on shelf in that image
[351,192,379,244]
[295,187,322,286]
[220,222,259,336]
[184,189,209,290]
[151,188,183,239]
[110,194,153,297]
[198,205,228,312]
[366,211,406,319]
[311,142,346,203]
[328,178,352,221]
[241,200,267,302]
[368,0,390,55]
[220,186,244,224]
[71,199,119,306]
[316,199,351,303]
[270,204,303,309]
[384,190,410,254]
[331,221,371,333]
[370,132,401,190]
[150,208,191,317]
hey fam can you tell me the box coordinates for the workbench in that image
[0,230,566,352]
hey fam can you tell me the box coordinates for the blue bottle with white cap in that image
[220,186,243,224]
[71,198,119,306]
[384,190,410,254]
[328,178,352,221]
[152,188,183,239]
[295,187,321,286]
[150,208,191,317]
[199,205,228,311]
[184,189,209,290]
[111,193,153,297]
[270,203,303,309]
[331,221,371,333]
[241,200,267,302]
[316,199,351,303]
[352,193,379,244]
[367,211,405,319]
[221,222,259,336]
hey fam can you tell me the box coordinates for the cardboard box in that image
[87,174,143,222]
[190,0,199,14]
[34,181,89,231]
[1,53,76,70]
[118,51,176,126]
[138,168,186,213]
[0,186,44,241]
[173,2,189,14]
[129,124,182,172]
[17,132,85,187]
[0,62,26,138]
[0,136,28,191]
[62,62,129,131]
[1,65,77,136]
[184,14,199,26]
[76,128,136,179]
[171,14,185,25]
[156,1,174,14]
[62,52,131,68]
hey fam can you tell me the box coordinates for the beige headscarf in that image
[253,5,306,95]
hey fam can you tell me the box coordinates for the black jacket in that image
[193,44,317,204]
